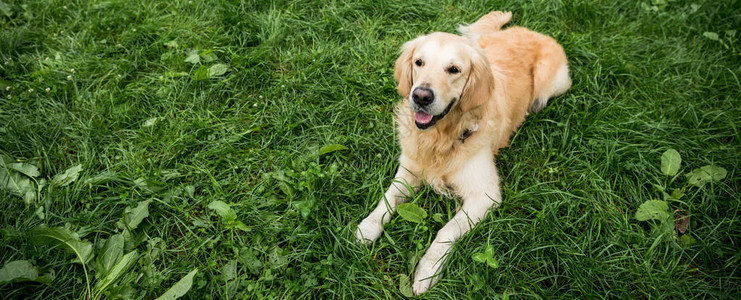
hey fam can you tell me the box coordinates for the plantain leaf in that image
[7,162,39,178]
[0,155,36,204]
[399,274,414,298]
[660,149,681,176]
[703,32,720,41]
[193,65,209,81]
[208,200,236,223]
[293,199,315,218]
[0,260,38,283]
[93,250,139,293]
[687,165,727,186]
[184,50,200,64]
[486,257,499,268]
[635,200,670,222]
[318,144,347,156]
[121,200,151,230]
[156,268,198,300]
[31,225,94,265]
[472,252,487,263]
[52,164,82,187]
[396,203,427,224]
[208,64,229,77]
[95,234,124,277]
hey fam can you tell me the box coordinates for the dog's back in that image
[460,11,571,150]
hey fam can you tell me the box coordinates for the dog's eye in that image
[414,59,423,67]
[447,66,460,74]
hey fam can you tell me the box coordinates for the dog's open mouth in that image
[414,100,456,130]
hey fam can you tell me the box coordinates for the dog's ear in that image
[459,47,495,112]
[394,38,418,99]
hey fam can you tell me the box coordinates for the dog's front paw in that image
[412,248,445,295]
[355,217,383,245]
[412,276,433,295]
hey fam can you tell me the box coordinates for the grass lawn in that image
[1,0,740,298]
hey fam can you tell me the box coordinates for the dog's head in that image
[394,32,494,130]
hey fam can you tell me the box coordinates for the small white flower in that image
[281,85,285,88]
[63,6,67,9]
[45,88,51,93]
[258,95,263,99]
[67,75,73,81]
[6,95,11,99]
[253,103,258,107]
[70,68,76,74]
[53,33,58,37]
[5,86,10,91]
[28,88,34,93]
[117,74,122,78]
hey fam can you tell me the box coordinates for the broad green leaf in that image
[635,200,670,222]
[472,252,488,263]
[7,162,39,177]
[238,248,263,275]
[222,259,237,282]
[293,199,315,218]
[486,257,499,268]
[184,50,199,64]
[52,164,82,187]
[31,225,94,265]
[669,189,685,200]
[396,203,427,224]
[133,177,166,193]
[0,1,12,18]
[234,221,251,232]
[193,65,209,81]
[94,250,139,293]
[0,160,36,204]
[702,32,720,41]
[701,165,727,181]
[0,260,38,283]
[208,201,236,223]
[399,274,414,298]
[484,245,494,258]
[432,213,444,223]
[156,268,198,300]
[687,165,727,186]
[200,51,217,63]
[660,149,681,176]
[318,144,348,156]
[35,205,45,219]
[95,234,124,277]
[142,117,158,128]
[678,234,696,248]
[208,64,229,77]
[121,200,151,230]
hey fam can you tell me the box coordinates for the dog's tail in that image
[458,11,512,44]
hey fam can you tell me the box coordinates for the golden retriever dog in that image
[355,11,571,294]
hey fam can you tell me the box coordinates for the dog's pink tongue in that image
[415,112,433,124]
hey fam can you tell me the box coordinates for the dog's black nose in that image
[412,87,434,106]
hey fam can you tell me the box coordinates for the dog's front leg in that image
[356,157,420,244]
[412,151,502,295]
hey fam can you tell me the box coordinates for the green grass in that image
[1,0,740,298]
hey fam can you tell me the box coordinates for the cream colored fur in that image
[356,10,571,295]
